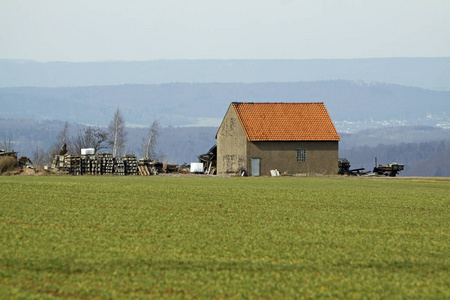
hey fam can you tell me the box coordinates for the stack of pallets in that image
[52,155,65,169]
[138,158,164,175]
[138,158,152,176]
[80,155,101,175]
[90,156,100,175]
[65,155,81,175]
[51,155,68,173]
[124,155,138,175]
[81,155,91,175]
[99,153,114,175]
[51,153,157,176]
[114,157,125,175]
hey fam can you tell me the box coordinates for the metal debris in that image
[198,145,217,175]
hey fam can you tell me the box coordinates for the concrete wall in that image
[217,105,248,174]
[247,141,339,176]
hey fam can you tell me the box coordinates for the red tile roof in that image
[232,102,340,141]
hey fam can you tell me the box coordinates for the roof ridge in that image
[232,101,324,104]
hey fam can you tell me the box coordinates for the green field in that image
[0,176,448,299]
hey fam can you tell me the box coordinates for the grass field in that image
[0,176,448,299]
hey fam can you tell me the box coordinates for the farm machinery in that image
[18,156,34,168]
[339,157,405,177]
[373,162,404,177]
[372,157,404,177]
[338,158,369,176]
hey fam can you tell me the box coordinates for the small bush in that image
[0,156,17,174]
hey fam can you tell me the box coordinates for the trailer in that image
[373,162,404,177]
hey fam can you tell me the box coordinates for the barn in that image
[216,102,340,176]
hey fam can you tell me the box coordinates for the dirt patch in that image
[1,166,38,176]
[17,168,37,176]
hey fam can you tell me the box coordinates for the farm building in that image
[216,102,340,176]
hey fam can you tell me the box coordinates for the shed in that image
[216,102,340,176]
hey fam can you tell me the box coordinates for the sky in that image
[1,0,449,62]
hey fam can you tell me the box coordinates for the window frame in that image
[297,148,307,162]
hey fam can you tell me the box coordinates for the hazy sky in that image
[1,0,449,62]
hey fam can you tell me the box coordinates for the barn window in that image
[297,149,306,162]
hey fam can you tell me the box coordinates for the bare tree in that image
[108,108,127,157]
[56,121,71,154]
[45,122,72,166]
[47,121,71,159]
[33,146,45,170]
[140,120,160,159]
[72,126,108,154]
[0,132,14,152]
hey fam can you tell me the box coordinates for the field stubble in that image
[0,176,448,299]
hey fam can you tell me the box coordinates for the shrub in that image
[0,156,17,174]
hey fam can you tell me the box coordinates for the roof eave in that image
[248,139,341,142]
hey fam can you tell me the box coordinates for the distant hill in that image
[339,126,450,149]
[1,58,450,91]
[1,81,449,129]
[3,58,449,176]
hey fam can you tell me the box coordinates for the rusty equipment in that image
[18,157,33,168]
[372,157,404,177]
[198,145,217,175]
[373,162,404,177]
[338,158,368,176]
